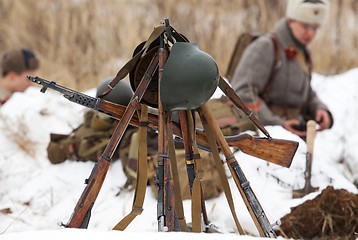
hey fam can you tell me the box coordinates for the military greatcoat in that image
[232,18,330,126]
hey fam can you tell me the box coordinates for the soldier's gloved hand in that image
[315,109,331,131]
[284,119,306,137]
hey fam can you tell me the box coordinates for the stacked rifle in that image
[28,18,299,238]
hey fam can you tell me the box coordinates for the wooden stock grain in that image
[224,135,297,168]
[97,101,297,168]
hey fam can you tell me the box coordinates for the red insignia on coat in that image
[246,98,261,111]
[284,45,297,60]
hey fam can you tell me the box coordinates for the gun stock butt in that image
[227,136,298,168]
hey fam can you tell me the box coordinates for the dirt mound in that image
[277,186,358,239]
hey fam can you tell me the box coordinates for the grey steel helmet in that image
[96,77,133,106]
[160,42,219,111]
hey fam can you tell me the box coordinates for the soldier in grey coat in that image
[232,0,333,137]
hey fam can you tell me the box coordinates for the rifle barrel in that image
[28,76,101,110]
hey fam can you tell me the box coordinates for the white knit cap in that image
[286,0,330,25]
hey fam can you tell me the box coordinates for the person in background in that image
[0,48,40,106]
[231,0,333,137]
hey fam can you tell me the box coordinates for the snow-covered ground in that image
[1,69,358,239]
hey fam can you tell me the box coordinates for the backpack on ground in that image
[47,110,135,165]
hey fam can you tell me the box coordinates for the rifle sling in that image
[260,33,280,104]
[113,104,149,231]
[99,25,165,99]
[192,179,202,232]
[198,108,245,235]
[79,138,110,158]
[99,24,186,99]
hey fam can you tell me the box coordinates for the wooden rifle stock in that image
[221,135,297,168]
[65,53,159,228]
[97,101,297,168]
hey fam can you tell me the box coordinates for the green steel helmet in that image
[129,33,189,108]
[160,42,219,111]
[96,77,133,106]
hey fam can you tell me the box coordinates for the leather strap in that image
[99,25,165,99]
[187,110,203,233]
[99,24,188,99]
[197,108,245,235]
[113,104,148,230]
[191,178,202,232]
[260,33,280,105]
[79,138,109,158]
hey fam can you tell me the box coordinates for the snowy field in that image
[1,69,358,239]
